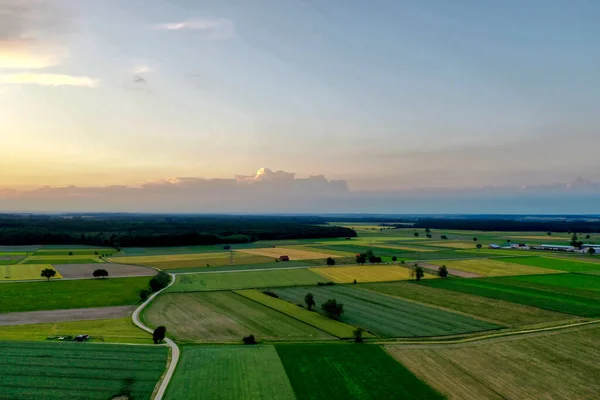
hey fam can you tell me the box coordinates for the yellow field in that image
[430,259,563,277]
[0,264,62,280]
[422,241,480,249]
[285,245,356,257]
[237,247,342,260]
[310,265,437,283]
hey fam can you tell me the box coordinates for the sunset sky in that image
[1,0,599,195]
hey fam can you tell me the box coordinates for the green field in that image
[275,285,499,337]
[235,289,369,339]
[143,292,333,342]
[499,273,600,294]
[0,318,150,344]
[22,258,101,265]
[166,346,295,400]
[420,276,600,317]
[168,269,324,292]
[500,256,600,272]
[33,248,115,256]
[0,341,167,400]
[388,326,600,400]
[310,244,412,257]
[0,276,150,313]
[361,281,576,327]
[276,344,444,400]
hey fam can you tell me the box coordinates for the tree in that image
[476,243,482,250]
[440,235,448,240]
[353,327,364,343]
[326,257,335,266]
[586,235,591,240]
[353,279,357,284]
[426,233,432,238]
[438,265,448,278]
[588,247,596,255]
[425,228,431,234]
[322,299,344,320]
[570,233,579,247]
[68,251,73,256]
[355,254,366,265]
[415,266,424,281]
[547,232,552,236]
[149,271,171,292]
[140,288,151,301]
[93,269,108,279]
[391,256,397,262]
[40,268,56,281]
[153,326,166,344]
[473,237,478,242]
[223,245,231,250]
[243,334,257,345]
[304,293,315,311]
[369,255,378,264]
[414,232,419,237]
[365,249,374,259]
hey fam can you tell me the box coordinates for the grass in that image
[236,247,344,260]
[142,292,333,342]
[361,281,576,327]
[430,258,562,276]
[0,264,62,280]
[0,340,167,400]
[275,285,499,337]
[26,254,104,261]
[421,241,482,249]
[0,318,150,344]
[33,249,115,256]
[420,276,600,317]
[161,260,309,273]
[234,289,368,339]
[498,273,600,294]
[276,344,444,400]
[0,276,151,313]
[387,326,600,400]
[500,256,600,272]
[167,345,295,400]
[310,244,413,257]
[143,255,273,270]
[167,268,324,292]
[310,265,437,283]
[22,258,101,265]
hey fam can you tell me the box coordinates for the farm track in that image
[131,273,179,400]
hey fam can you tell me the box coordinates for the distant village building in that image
[534,244,575,252]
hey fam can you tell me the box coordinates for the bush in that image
[322,299,344,320]
[140,288,151,301]
[317,281,335,286]
[149,271,171,292]
[262,290,279,298]
[391,256,397,262]
[68,251,73,256]
[153,326,166,344]
[243,334,257,345]
[326,257,335,266]
[353,279,357,284]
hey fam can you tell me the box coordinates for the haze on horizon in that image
[1,0,599,212]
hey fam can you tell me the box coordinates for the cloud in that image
[156,18,235,39]
[0,73,99,88]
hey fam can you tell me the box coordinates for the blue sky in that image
[1,0,599,194]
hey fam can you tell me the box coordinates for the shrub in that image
[326,257,336,266]
[68,251,73,256]
[322,299,344,320]
[317,281,335,286]
[243,334,257,345]
[391,256,397,262]
[149,271,171,292]
[262,290,279,298]
[153,326,166,344]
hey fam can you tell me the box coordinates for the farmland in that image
[310,265,437,283]
[53,263,155,279]
[111,252,274,270]
[499,256,600,272]
[499,273,600,295]
[420,276,600,317]
[0,264,61,281]
[167,268,324,292]
[275,285,499,337]
[166,346,295,400]
[0,341,167,400]
[32,248,115,256]
[276,344,444,400]
[429,258,561,277]
[387,326,600,400]
[142,292,333,342]
[0,276,151,313]
[236,247,344,260]
[361,281,576,327]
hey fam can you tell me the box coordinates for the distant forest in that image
[0,214,356,247]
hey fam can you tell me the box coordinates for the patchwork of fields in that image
[310,265,437,283]
[430,258,562,277]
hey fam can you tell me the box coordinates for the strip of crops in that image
[276,344,444,400]
[500,256,600,272]
[275,285,499,337]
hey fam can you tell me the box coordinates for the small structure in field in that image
[488,244,501,249]
[279,255,290,262]
[74,334,89,342]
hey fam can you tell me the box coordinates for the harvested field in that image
[143,292,333,342]
[310,244,412,257]
[147,254,273,270]
[0,341,167,399]
[420,263,482,278]
[0,317,149,344]
[376,244,438,252]
[33,248,115,256]
[0,305,135,326]
[168,268,324,292]
[422,241,482,249]
[310,265,437,283]
[167,345,295,400]
[236,247,342,260]
[387,326,600,400]
[0,276,151,313]
[276,344,444,400]
[234,289,368,338]
[53,263,155,279]
[0,264,62,281]
[112,252,231,264]
[26,254,103,261]
[500,256,600,272]
[421,277,600,317]
[275,285,499,337]
[361,282,576,327]
[429,258,562,277]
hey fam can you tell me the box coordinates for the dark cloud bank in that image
[1,169,599,214]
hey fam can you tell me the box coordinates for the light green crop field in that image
[0,318,150,344]
[500,273,600,294]
[132,254,275,270]
[430,258,562,277]
[0,341,167,400]
[234,289,368,339]
[168,268,324,292]
[500,256,600,272]
[276,344,444,400]
[275,285,499,338]
[33,249,115,256]
[387,326,600,400]
[361,281,576,327]
[143,292,333,342]
[0,264,62,281]
[0,276,150,313]
[166,346,296,400]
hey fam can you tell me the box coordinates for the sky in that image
[1,0,599,212]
